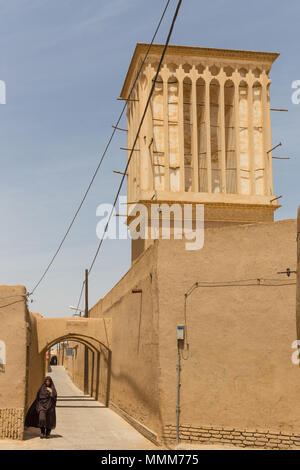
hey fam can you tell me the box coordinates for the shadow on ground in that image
[24,428,63,441]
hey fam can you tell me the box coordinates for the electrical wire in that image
[188,278,296,286]
[0,294,28,300]
[29,0,172,297]
[75,0,183,311]
[76,0,183,310]
[181,277,296,360]
[187,282,296,288]
[0,299,25,309]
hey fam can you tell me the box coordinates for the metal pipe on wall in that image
[176,343,181,445]
[297,207,300,344]
[84,269,89,395]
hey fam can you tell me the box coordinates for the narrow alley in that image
[0,366,156,450]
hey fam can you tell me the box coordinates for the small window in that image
[0,340,6,372]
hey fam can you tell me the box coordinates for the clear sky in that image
[0,0,299,317]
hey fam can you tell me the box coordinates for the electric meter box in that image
[177,325,185,341]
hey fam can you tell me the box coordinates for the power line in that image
[0,294,28,300]
[89,0,183,275]
[75,0,183,311]
[187,282,296,288]
[29,0,172,297]
[185,277,296,293]
[75,281,86,313]
[182,277,296,360]
[0,299,25,309]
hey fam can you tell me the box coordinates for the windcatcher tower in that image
[120,44,280,262]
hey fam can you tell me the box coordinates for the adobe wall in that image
[0,285,28,440]
[66,218,299,448]
[64,342,110,404]
[26,312,45,409]
[67,245,161,443]
[96,244,160,441]
[156,219,299,448]
[63,342,85,392]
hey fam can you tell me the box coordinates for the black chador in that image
[25,376,57,438]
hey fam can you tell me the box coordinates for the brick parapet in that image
[163,424,300,449]
[0,408,24,440]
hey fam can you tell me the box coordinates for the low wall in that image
[163,424,300,449]
[0,409,24,440]
[0,285,28,439]
[0,286,45,440]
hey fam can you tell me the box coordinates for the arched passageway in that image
[45,333,112,407]
[34,317,112,408]
[36,317,112,353]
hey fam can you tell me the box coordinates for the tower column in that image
[135,86,141,197]
[191,68,199,192]
[247,73,255,195]
[140,78,150,191]
[162,68,170,191]
[261,74,273,196]
[177,68,185,192]
[146,67,155,192]
[219,73,226,193]
[261,81,268,196]
[233,74,241,194]
[127,105,133,202]
[204,70,212,193]
[131,87,139,200]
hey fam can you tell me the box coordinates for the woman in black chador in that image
[25,376,57,439]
